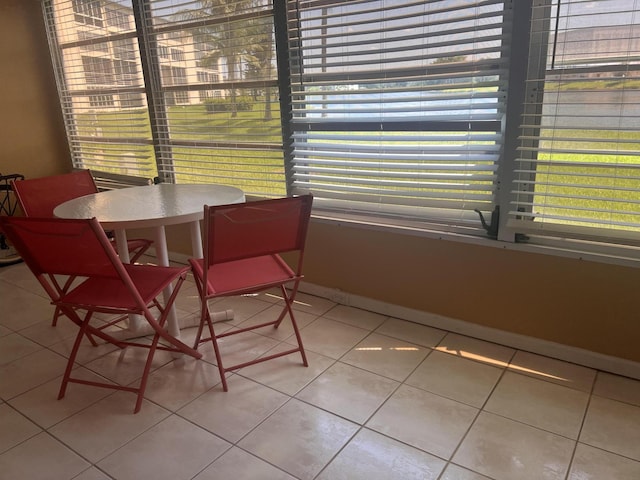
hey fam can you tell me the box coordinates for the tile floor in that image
[1,259,640,479]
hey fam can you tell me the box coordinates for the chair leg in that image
[58,311,93,401]
[278,285,308,367]
[203,307,229,392]
[134,332,161,413]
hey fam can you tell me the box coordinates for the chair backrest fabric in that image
[12,169,98,217]
[204,195,313,267]
[0,216,119,279]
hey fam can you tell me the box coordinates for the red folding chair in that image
[11,169,152,325]
[0,216,201,413]
[189,195,313,391]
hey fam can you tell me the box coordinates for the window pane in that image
[45,0,156,179]
[146,0,285,194]
[511,0,640,242]
[287,0,510,231]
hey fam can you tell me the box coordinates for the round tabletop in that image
[53,183,245,229]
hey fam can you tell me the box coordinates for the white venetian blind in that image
[509,0,640,245]
[286,0,511,231]
[143,0,286,194]
[43,0,157,180]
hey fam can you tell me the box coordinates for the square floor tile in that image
[196,329,281,370]
[0,324,11,337]
[0,333,42,365]
[440,464,492,480]
[341,332,430,381]
[72,467,113,480]
[17,317,78,347]
[435,332,516,368]
[509,351,596,392]
[453,411,575,480]
[0,403,41,454]
[49,335,121,365]
[406,349,502,407]
[0,286,53,331]
[0,432,89,479]
[0,264,43,292]
[98,414,230,480]
[238,398,359,480]
[484,371,589,439]
[8,367,115,429]
[593,371,640,406]
[238,344,335,396]
[205,295,274,326]
[317,428,445,480]
[83,343,174,387]
[235,303,318,341]
[143,356,222,412]
[374,318,446,348]
[49,392,170,463]
[296,361,399,424]
[0,349,69,400]
[323,305,388,331]
[568,443,640,480]
[193,446,296,480]
[294,317,370,360]
[366,384,478,459]
[580,395,640,461]
[290,292,337,317]
[178,375,289,443]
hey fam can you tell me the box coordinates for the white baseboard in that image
[299,282,640,381]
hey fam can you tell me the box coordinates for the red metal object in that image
[190,194,313,391]
[0,216,201,413]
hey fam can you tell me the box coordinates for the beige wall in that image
[3,1,638,365]
[0,1,69,179]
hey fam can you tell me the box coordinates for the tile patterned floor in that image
[1,260,640,479]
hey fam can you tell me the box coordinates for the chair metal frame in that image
[0,215,201,413]
[189,195,313,391]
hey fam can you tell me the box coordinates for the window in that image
[77,30,109,52]
[88,93,115,107]
[82,56,114,85]
[44,0,154,177]
[42,0,640,261]
[106,5,131,29]
[72,0,103,27]
[508,0,640,255]
[285,0,510,234]
[170,48,185,62]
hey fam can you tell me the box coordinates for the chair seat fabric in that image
[62,264,188,310]
[190,255,295,297]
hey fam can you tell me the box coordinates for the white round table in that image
[54,183,245,338]
[54,183,245,260]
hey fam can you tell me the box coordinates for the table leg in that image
[114,229,144,332]
[153,225,181,339]
[190,220,203,259]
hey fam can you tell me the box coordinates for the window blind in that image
[143,0,286,194]
[44,0,286,196]
[509,0,640,246]
[43,0,156,180]
[285,0,511,232]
